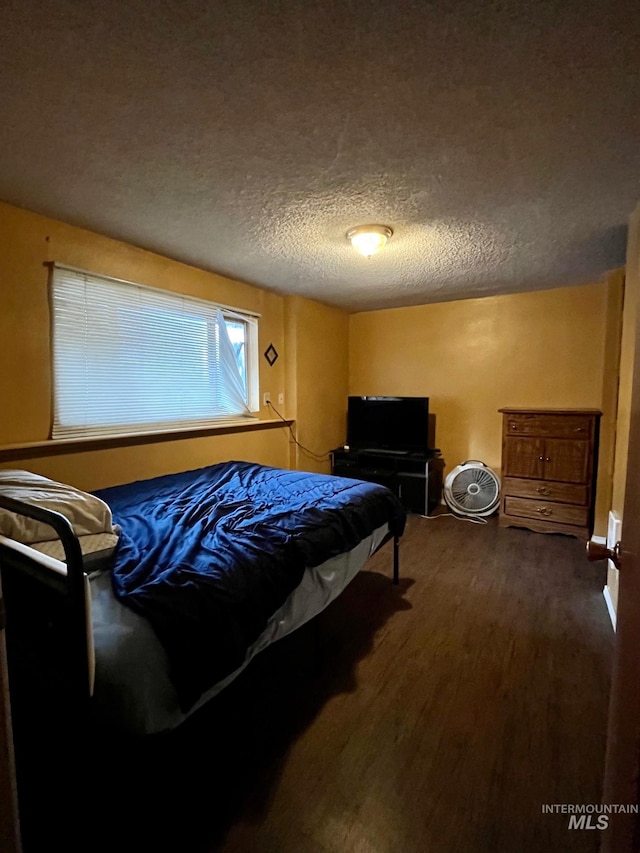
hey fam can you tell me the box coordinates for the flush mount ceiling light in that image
[346,225,393,257]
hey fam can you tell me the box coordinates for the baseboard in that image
[603,586,617,631]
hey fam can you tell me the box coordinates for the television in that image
[347,396,431,455]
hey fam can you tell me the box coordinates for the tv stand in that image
[331,447,444,516]
[361,447,409,456]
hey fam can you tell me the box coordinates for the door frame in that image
[601,210,640,851]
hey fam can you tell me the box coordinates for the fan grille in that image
[444,462,500,516]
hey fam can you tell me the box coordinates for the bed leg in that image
[393,535,399,585]
[312,615,323,677]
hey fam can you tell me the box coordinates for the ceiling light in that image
[346,225,393,257]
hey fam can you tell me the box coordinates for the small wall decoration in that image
[264,343,279,366]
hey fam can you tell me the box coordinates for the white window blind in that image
[51,265,259,439]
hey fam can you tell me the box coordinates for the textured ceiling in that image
[0,0,638,312]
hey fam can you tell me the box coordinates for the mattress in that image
[30,532,120,573]
[89,521,389,736]
[94,462,405,715]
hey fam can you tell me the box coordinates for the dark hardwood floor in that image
[17,513,613,852]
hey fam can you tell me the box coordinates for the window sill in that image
[0,418,293,460]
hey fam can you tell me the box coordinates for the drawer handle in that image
[538,455,544,461]
[536,486,550,495]
[536,506,553,517]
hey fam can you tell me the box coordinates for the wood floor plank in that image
[17,513,614,852]
[209,515,613,853]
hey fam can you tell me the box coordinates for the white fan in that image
[443,460,501,518]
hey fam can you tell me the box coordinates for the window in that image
[50,265,259,439]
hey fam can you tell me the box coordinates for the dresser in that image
[498,408,601,539]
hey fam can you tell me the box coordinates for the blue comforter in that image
[95,462,405,711]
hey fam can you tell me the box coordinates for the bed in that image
[0,461,406,736]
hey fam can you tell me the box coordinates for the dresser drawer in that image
[503,496,589,527]
[502,477,588,505]
[504,413,593,438]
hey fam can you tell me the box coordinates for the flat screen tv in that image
[347,396,430,455]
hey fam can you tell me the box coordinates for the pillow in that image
[0,469,116,544]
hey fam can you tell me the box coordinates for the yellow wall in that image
[284,295,349,474]
[0,200,625,544]
[0,430,289,494]
[0,201,338,489]
[349,281,622,537]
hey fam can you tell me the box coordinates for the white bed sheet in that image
[90,521,390,736]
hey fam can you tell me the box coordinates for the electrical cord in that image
[267,400,332,462]
[420,510,489,525]
[268,405,491,522]
[268,405,492,522]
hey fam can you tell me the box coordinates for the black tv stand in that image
[360,447,409,456]
[331,447,444,516]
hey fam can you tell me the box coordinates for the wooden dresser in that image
[498,408,601,539]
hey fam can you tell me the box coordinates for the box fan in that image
[443,460,501,518]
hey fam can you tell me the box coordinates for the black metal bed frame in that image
[0,496,91,714]
[0,492,401,853]
[0,494,400,721]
